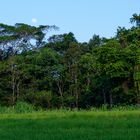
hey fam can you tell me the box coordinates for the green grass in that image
[0,110,140,140]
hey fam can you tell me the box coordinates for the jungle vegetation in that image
[0,14,140,109]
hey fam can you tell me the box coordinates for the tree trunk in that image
[122,80,129,93]
[12,66,16,106]
[134,64,140,105]
[109,93,113,108]
[57,80,64,108]
[75,73,78,109]
[16,81,20,102]
[103,89,106,104]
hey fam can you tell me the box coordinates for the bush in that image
[111,105,140,111]
[25,91,52,108]
[14,102,35,113]
[0,106,14,114]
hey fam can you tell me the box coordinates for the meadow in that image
[0,110,140,140]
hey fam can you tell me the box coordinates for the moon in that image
[31,18,37,24]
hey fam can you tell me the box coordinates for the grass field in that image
[0,110,140,140]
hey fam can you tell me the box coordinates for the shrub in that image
[14,102,35,113]
[0,106,14,114]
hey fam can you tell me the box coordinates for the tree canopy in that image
[0,14,140,109]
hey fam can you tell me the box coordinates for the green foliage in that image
[0,102,35,114]
[26,91,52,108]
[0,111,140,139]
[0,14,140,109]
[14,102,35,113]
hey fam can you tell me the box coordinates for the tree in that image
[0,14,140,109]
[130,13,140,27]
[0,23,57,106]
[133,46,140,104]
[47,32,77,54]
[88,34,104,50]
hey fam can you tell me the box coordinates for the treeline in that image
[0,14,140,109]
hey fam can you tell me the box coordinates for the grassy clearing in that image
[0,110,140,140]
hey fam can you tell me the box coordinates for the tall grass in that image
[0,102,36,114]
[0,102,140,114]
[0,110,140,140]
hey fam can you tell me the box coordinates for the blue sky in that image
[0,0,140,42]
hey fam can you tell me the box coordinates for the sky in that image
[0,0,140,42]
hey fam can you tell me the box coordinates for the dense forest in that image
[0,14,139,109]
